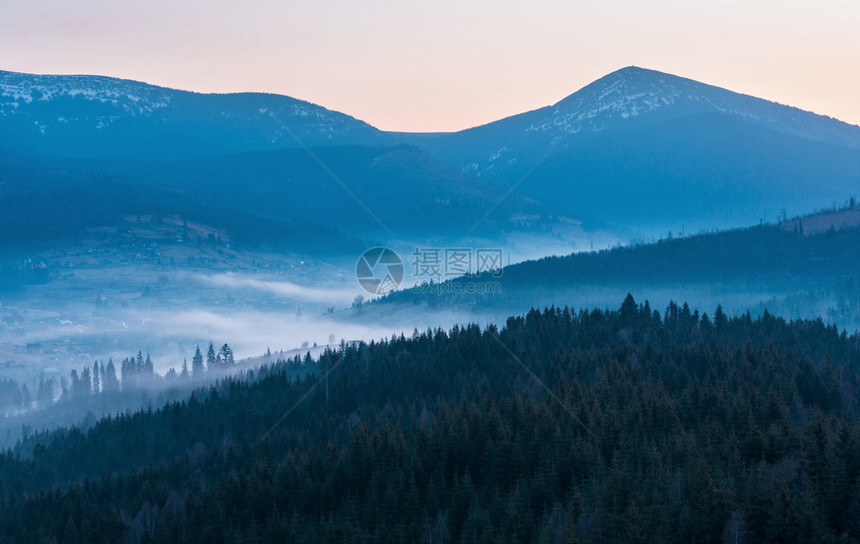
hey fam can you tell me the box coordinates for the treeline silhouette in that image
[1,344,236,416]
[0,297,859,543]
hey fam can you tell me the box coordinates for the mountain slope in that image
[0,70,563,243]
[1,304,859,542]
[531,66,856,145]
[47,144,551,238]
[404,67,860,231]
[3,67,858,236]
[377,206,860,330]
[0,70,382,160]
[0,157,366,257]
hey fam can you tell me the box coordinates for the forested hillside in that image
[1,297,858,543]
[391,217,860,297]
[380,215,860,330]
[52,144,546,237]
[0,158,365,257]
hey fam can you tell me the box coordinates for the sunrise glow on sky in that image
[2,0,859,132]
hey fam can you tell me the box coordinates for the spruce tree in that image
[219,344,234,367]
[193,346,205,378]
[206,343,217,371]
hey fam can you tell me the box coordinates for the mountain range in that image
[3,65,860,544]
[2,66,858,242]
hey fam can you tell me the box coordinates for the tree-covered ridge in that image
[1,297,859,543]
[0,343,248,456]
[1,343,237,416]
[0,159,365,257]
[388,217,860,303]
[380,214,860,331]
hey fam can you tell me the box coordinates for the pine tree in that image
[714,304,728,330]
[92,362,101,394]
[207,343,217,371]
[69,369,80,400]
[18,385,31,412]
[36,377,54,408]
[193,346,205,378]
[121,358,134,390]
[219,344,234,367]
[143,354,154,383]
[80,366,92,397]
[103,359,120,393]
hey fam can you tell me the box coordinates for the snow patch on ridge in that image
[519,66,859,149]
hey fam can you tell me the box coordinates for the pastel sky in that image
[2,0,858,132]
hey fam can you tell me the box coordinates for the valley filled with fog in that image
[1,51,860,543]
[3,202,859,450]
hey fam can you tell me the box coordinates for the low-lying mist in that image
[1,266,468,448]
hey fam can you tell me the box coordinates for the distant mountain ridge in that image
[399,67,858,165]
[0,70,381,159]
[4,66,857,159]
[2,66,858,236]
[542,67,857,145]
[403,67,859,230]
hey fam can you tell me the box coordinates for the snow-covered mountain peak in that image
[528,66,727,134]
[557,66,685,111]
[525,66,859,148]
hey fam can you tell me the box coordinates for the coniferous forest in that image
[1,297,859,543]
